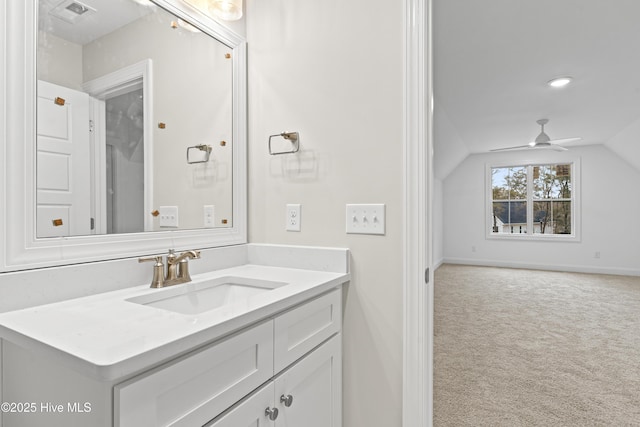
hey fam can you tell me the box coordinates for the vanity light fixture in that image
[209,0,243,21]
[130,0,155,6]
[183,0,243,21]
[547,76,573,88]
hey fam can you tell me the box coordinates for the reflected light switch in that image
[159,206,179,228]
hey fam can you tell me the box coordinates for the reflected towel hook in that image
[269,132,300,155]
[187,144,212,164]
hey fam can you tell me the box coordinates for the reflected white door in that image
[36,80,92,237]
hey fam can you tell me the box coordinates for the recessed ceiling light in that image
[547,76,573,88]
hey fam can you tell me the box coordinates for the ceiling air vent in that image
[49,0,96,24]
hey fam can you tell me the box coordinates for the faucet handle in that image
[138,256,165,288]
[138,255,163,265]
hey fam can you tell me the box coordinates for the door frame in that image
[403,0,433,426]
[83,59,154,232]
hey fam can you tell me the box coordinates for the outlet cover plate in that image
[346,204,385,235]
[286,204,301,232]
[204,205,215,228]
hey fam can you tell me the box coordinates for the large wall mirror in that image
[1,0,247,271]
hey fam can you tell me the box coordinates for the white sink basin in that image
[127,276,287,315]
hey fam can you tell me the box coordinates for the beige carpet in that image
[434,264,640,426]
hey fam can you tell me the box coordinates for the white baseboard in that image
[443,257,640,277]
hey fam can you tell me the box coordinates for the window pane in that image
[554,165,571,199]
[553,201,571,234]
[533,165,553,198]
[508,167,527,199]
[491,201,508,232]
[492,201,526,234]
[532,200,571,234]
[491,168,510,200]
[491,166,527,200]
[533,164,571,199]
[533,201,551,234]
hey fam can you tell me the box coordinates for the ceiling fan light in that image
[547,76,573,88]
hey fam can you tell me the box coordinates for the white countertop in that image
[0,264,349,381]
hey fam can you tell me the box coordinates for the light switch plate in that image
[159,206,178,228]
[346,204,385,235]
[286,204,301,232]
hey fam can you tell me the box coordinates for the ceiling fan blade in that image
[549,137,581,145]
[489,145,532,152]
[550,145,569,152]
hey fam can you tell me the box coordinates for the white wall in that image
[607,115,640,173]
[246,0,404,425]
[37,31,83,91]
[443,145,640,275]
[433,101,469,180]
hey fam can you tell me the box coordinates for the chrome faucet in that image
[139,249,201,288]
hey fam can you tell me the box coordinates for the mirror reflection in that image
[36,0,233,238]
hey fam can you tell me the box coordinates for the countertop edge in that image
[0,273,350,382]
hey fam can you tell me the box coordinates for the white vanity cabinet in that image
[209,334,341,427]
[114,320,276,426]
[116,288,342,427]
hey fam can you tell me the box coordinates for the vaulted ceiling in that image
[434,0,640,177]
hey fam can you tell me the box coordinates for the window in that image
[488,163,578,239]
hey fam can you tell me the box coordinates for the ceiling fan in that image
[490,119,581,152]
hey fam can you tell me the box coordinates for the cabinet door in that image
[274,289,341,373]
[207,383,275,427]
[274,334,342,427]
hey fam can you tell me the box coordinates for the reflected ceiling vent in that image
[49,0,96,24]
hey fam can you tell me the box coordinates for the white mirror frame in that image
[0,0,247,272]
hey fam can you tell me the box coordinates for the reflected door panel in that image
[36,80,92,237]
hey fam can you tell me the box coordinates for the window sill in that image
[486,233,580,242]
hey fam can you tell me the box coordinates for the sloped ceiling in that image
[434,0,640,176]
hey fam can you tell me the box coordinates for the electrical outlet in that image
[286,204,301,232]
[204,205,215,228]
[159,206,178,228]
[346,204,385,235]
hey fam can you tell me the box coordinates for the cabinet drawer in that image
[274,288,342,372]
[206,382,275,427]
[115,320,274,427]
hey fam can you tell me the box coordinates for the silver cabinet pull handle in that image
[280,394,294,407]
[265,407,279,420]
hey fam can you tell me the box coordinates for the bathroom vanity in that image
[0,245,349,426]
[1,1,348,426]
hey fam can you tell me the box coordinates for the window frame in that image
[486,160,581,241]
